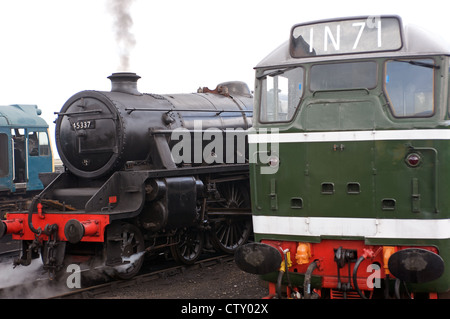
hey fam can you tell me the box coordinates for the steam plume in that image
[107,0,136,71]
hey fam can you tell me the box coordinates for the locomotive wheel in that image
[113,223,145,279]
[170,227,204,265]
[211,216,252,254]
[210,182,252,254]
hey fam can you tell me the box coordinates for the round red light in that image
[406,153,421,167]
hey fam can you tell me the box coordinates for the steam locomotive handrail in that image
[125,107,253,115]
[131,163,249,177]
[54,109,103,116]
[149,129,248,135]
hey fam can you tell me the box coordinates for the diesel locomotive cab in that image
[237,15,450,299]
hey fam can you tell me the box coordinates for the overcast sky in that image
[0,0,449,155]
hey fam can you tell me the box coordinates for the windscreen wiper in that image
[257,67,296,79]
[394,59,440,69]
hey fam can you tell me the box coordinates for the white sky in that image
[0,0,449,157]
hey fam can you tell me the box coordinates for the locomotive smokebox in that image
[108,72,142,95]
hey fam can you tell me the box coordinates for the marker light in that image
[383,246,396,275]
[406,153,421,167]
[295,243,311,265]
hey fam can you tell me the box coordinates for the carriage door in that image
[11,129,27,189]
[303,97,376,217]
[27,130,52,191]
[0,132,11,192]
[303,62,378,216]
[377,59,437,215]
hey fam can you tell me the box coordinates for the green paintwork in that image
[249,55,450,293]
[252,57,449,220]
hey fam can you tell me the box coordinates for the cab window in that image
[310,61,377,91]
[259,67,304,122]
[384,59,435,117]
[38,132,50,156]
[28,131,50,156]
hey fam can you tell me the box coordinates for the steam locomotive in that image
[0,73,253,279]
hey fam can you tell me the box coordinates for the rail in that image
[49,254,234,299]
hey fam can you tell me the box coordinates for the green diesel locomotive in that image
[236,15,450,299]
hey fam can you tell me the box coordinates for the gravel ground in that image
[102,260,269,299]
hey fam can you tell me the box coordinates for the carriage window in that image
[38,132,50,156]
[385,59,434,117]
[310,61,377,91]
[0,133,8,177]
[28,131,50,156]
[28,132,39,156]
[260,67,304,122]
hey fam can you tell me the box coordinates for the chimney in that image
[108,72,141,95]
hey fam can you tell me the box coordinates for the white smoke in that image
[107,0,136,71]
[0,259,70,298]
[0,258,44,289]
[114,251,145,273]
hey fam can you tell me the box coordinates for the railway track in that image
[0,251,236,299]
[50,254,234,299]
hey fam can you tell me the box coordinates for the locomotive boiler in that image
[0,73,253,279]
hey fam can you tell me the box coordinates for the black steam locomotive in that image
[0,73,253,279]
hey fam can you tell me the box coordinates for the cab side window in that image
[260,67,304,122]
[38,132,50,156]
[28,131,50,156]
[385,59,435,117]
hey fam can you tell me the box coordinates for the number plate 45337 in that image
[72,120,95,130]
